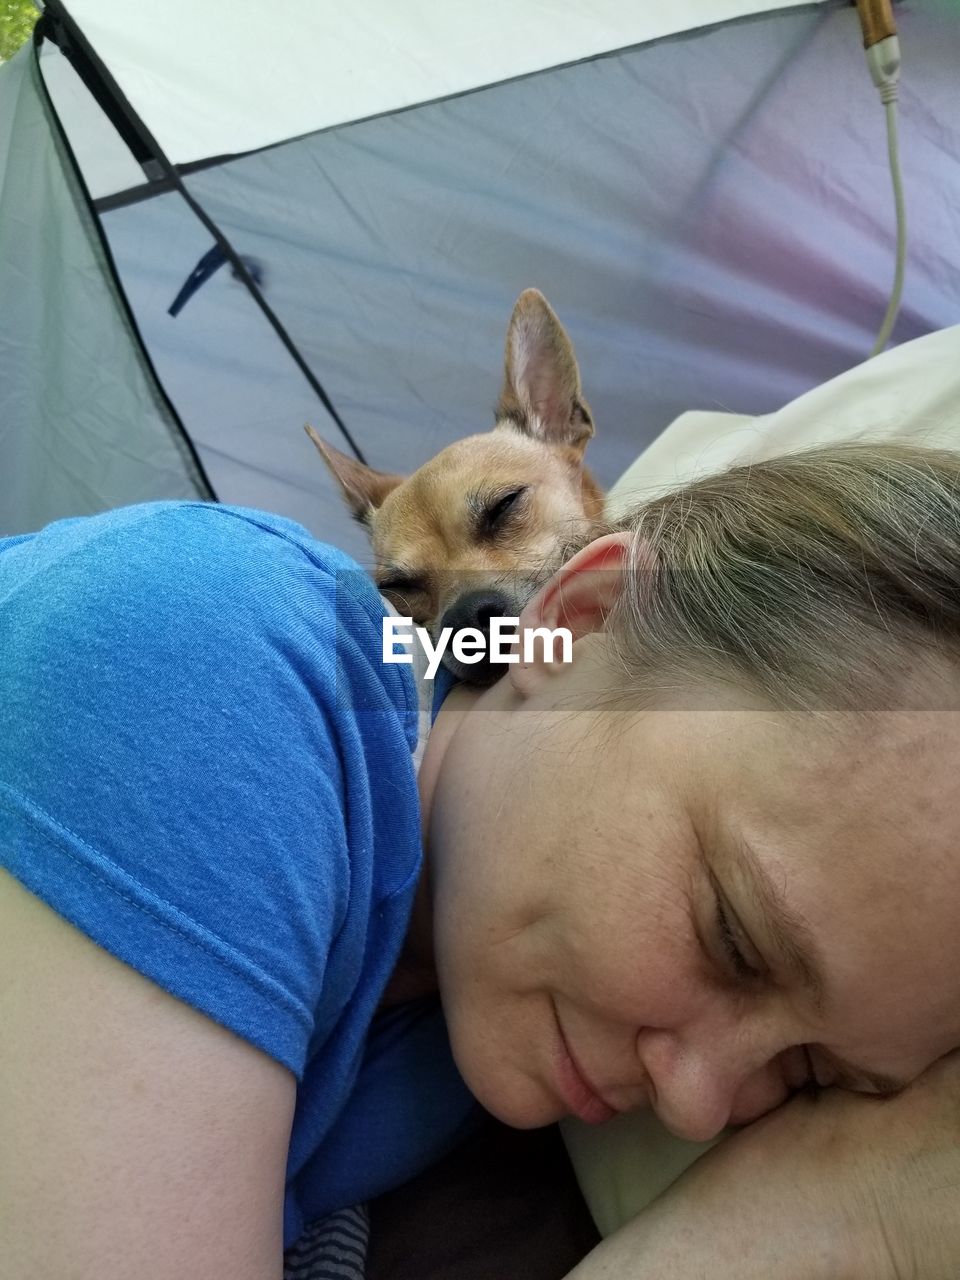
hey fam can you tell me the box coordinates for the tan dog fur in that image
[306,289,604,637]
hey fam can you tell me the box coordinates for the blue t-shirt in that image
[0,501,478,1246]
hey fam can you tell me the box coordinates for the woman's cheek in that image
[582,894,704,1023]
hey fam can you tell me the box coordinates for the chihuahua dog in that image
[306,289,603,682]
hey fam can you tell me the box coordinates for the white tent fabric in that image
[39,41,144,200]
[53,0,825,178]
[1,1,959,554]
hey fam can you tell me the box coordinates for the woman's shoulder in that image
[5,500,371,653]
[3,498,418,751]
[0,499,422,1080]
[23,499,362,577]
[3,500,363,576]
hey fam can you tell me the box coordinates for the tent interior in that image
[2,2,960,1276]
[3,0,959,557]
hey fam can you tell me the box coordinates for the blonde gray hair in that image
[606,443,960,709]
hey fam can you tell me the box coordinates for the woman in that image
[3,441,960,1277]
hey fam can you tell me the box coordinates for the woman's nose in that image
[636,1027,794,1142]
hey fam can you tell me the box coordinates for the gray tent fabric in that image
[98,185,375,558]
[1,3,959,545]
[0,45,209,537]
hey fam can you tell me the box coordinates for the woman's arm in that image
[0,869,296,1279]
[564,1052,960,1279]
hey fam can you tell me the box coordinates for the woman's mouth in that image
[551,1006,618,1125]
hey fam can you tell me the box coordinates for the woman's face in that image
[424,647,960,1142]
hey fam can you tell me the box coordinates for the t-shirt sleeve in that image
[0,503,413,1077]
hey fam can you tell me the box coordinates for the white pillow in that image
[563,323,960,1239]
[607,324,960,521]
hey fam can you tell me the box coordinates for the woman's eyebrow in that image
[733,836,828,1014]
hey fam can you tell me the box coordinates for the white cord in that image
[866,36,906,358]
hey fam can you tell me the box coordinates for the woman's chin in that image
[455,1054,563,1130]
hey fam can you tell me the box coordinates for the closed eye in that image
[478,487,527,537]
[377,574,427,596]
[714,886,764,983]
[378,576,431,625]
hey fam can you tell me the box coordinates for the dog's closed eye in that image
[377,573,431,622]
[476,487,528,539]
[378,573,428,605]
[378,573,426,596]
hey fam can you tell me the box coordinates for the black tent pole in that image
[37,0,368,467]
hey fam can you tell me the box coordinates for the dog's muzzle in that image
[437,587,522,686]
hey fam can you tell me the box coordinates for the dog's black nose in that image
[441,588,514,636]
[438,588,518,686]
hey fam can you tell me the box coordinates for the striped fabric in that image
[283,1204,369,1280]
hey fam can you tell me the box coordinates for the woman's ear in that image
[511,531,633,695]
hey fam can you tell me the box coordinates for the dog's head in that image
[308,289,603,682]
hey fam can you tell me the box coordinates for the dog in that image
[306,289,603,683]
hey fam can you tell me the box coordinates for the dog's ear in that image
[305,426,404,525]
[496,289,594,455]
